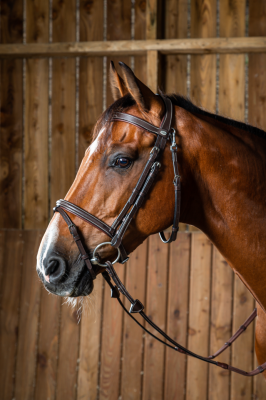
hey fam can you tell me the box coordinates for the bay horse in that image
[37,61,266,378]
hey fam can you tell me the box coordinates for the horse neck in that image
[174,105,266,309]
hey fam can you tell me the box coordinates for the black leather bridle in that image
[54,95,266,377]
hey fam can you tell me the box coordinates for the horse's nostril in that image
[48,259,59,275]
[44,256,66,284]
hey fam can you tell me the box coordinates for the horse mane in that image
[167,93,266,141]
[93,92,266,141]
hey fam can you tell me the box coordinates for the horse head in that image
[36,62,179,297]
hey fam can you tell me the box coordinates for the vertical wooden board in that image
[230,277,254,400]
[24,0,49,229]
[164,233,190,400]
[147,50,158,92]
[0,1,23,228]
[164,0,188,96]
[145,0,158,93]
[0,230,6,285]
[79,0,104,161]
[219,54,245,120]
[15,230,42,400]
[190,0,216,112]
[121,242,148,400]
[186,233,212,400]
[99,264,125,400]
[208,248,233,400]
[253,310,265,400]
[56,302,80,400]
[0,231,23,400]
[134,0,147,84]
[146,0,157,40]
[106,0,131,107]
[35,288,61,400]
[51,0,76,209]
[249,1,266,132]
[142,234,169,400]
[219,0,245,121]
[77,276,103,400]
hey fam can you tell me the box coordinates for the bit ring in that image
[90,242,121,267]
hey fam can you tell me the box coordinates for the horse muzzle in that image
[37,251,94,297]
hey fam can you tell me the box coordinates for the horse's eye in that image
[114,157,131,168]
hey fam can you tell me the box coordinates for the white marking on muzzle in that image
[37,218,60,275]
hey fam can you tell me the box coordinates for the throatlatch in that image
[54,95,266,377]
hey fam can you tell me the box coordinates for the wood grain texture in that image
[35,288,61,400]
[142,234,169,400]
[134,0,147,84]
[146,0,157,40]
[0,230,5,287]
[0,231,23,400]
[15,231,42,400]
[77,276,103,400]
[146,0,157,92]
[0,1,23,228]
[79,0,104,161]
[230,276,254,400]
[2,37,266,58]
[106,0,131,108]
[190,0,216,112]
[208,248,233,400]
[219,0,245,121]
[99,264,125,400]
[254,313,266,400]
[186,233,212,400]
[56,303,80,400]
[147,50,158,92]
[249,1,266,132]
[164,0,188,96]
[51,0,76,209]
[164,234,190,400]
[120,242,148,400]
[24,0,49,228]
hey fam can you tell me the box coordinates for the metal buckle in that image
[170,128,177,151]
[173,175,180,185]
[150,146,159,155]
[160,130,168,136]
[90,241,121,268]
[151,161,161,172]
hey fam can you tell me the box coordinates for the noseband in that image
[54,95,266,377]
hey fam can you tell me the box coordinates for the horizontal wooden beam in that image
[0,37,266,58]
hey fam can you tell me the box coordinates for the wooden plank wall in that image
[0,1,266,400]
[0,0,23,228]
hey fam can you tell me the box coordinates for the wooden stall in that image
[0,1,266,399]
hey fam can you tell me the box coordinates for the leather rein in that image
[54,95,266,377]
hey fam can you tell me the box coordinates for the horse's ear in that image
[109,61,128,100]
[118,61,159,112]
